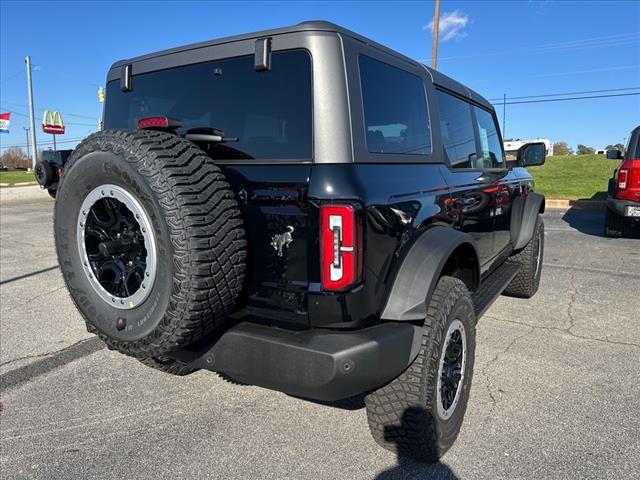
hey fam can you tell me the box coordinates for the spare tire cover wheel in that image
[54,130,247,358]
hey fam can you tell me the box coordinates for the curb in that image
[0,182,38,187]
[546,199,605,210]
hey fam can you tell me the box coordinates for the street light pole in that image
[25,56,38,171]
[431,0,441,69]
[23,127,30,159]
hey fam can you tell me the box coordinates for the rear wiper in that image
[184,127,238,143]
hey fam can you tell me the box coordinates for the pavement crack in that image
[0,338,94,368]
[2,286,66,314]
[484,316,640,350]
[566,272,578,334]
[0,337,104,394]
[481,324,534,420]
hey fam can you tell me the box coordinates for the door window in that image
[435,90,477,168]
[474,106,505,169]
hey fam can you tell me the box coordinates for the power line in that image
[0,100,99,121]
[492,92,640,105]
[0,136,87,150]
[428,32,640,63]
[0,107,96,127]
[468,64,640,84]
[487,86,640,102]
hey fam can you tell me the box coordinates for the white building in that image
[503,138,554,160]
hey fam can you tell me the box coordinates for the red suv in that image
[605,125,640,237]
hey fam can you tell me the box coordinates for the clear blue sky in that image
[1,0,639,153]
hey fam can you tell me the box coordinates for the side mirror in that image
[517,142,546,167]
[606,149,623,160]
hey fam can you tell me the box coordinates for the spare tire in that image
[54,130,247,358]
[34,160,54,187]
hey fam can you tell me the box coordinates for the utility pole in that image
[431,0,441,69]
[23,127,30,158]
[502,94,507,137]
[25,56,38,171]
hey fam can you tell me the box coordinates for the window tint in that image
[435,90,476,168]
[104,50,312,160]
[359,55,431,155]
[474,106,505,169]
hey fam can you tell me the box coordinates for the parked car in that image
[52,21,546,462]
[0,162,8,171]
[605,125,640,237]
[34,149,73,197]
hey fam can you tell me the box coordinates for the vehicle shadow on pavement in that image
[561,206,640,239]
[0,337,104,393]
[374,408,459,480]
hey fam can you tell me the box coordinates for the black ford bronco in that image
[54,21,546,462]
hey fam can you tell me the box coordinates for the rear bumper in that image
[172,322,422,401]
[608,197,640,217]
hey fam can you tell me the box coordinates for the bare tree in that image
[552,142,573,156]
[0,147,30,169]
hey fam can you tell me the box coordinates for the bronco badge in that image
[271,226,294,257]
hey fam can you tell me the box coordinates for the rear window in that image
[104,50,312,160]
[359,55,431,155]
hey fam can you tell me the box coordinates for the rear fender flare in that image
[380,226,480,321]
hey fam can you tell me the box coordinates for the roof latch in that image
[254,37,272,72]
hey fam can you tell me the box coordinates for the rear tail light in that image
[320,204,362,292]
[618,169,629,190]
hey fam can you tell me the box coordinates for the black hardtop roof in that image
[110,20,493,111]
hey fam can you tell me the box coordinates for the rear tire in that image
[604,207,624,238]
[138,356,198,376]
[365,276,476,463]
[503,215,544,298]
[54,130,247,358]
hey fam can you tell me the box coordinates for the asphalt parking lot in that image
[1,188,639,480]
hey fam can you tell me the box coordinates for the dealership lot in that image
[1,191,639,480]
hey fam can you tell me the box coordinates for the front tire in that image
[365,276,476,463]
[503,215,544,298]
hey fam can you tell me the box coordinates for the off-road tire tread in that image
[503,215,544,298]
[56,130,246,357]
[365,276,475,463]
[138,356,198,376]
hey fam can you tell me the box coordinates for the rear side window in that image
[104,50,312,160]
[359,56,431,155]
[474,106,505,169]
[435,90,476,168]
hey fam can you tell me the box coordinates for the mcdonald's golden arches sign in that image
[42,110,65,134]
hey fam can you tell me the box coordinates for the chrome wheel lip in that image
[77,184,157,310]
[436,319,467,420]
